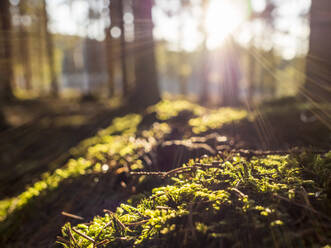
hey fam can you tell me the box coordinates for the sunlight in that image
[205,0,246,49]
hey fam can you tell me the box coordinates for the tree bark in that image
[18,1,32,91]
[42,0,59,97]
[0,0,14,101]
[199,0,209,104]
[118,0,129,95]
[247,44,256,103]
[132,0,160,107]
[105,23,115,97]
[305,0,331,103]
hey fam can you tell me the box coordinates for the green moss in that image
[58,152,331,247]
[70,114,142,158]
[0,114,171,222]
[189,108,248,134]
[148,100,204,121]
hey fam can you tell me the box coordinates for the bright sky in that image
[48,0,311,59]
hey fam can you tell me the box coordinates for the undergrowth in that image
[58,152,331,247]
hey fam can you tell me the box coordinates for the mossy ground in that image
[0,98,330,247]
[59,152,331,247]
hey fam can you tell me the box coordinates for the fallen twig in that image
[103,209,127,231]
[67,226,79,248]
[62,211,84,220]
[72,228,95,243]
[125,220,149,226]
[273,193,331,221]
[56,236,71,246]
[229,187,247,199]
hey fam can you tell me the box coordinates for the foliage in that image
[58,152,331,247]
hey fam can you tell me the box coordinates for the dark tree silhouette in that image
[132,0,160,107]
[0,0,14,101]
[305,0,331,103]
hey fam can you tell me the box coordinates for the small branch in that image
[94,221,113,247]
[103,209,127,231]
[130,171,166,176]
[229,187,247,199]
[67,226,79,248]
[56,236,71,246]
[72,228,95,243]
[156,206,171,210]
[273,193,331,221]
[95,239,110,246]
[130,162,223,179]
[126,219,149,226]
[218,149,329,158]
[62,211,84,220]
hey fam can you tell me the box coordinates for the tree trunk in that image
[105,24,115,97]
[42,0,59,97]
[305,0,331,103]
[199,0,209,104]
[108,0,129,97]
[247,44,256,103]
[221,41,240,106]
[37,16,46,95]
[132,0,160,107]
[0,0,14,101]
[18,1,32,91]
[118,0,129,95]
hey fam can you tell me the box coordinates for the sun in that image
[205,0,246,49]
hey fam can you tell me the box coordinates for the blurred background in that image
[1,0,329,107]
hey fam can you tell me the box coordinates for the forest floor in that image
[0,98,128,198]
[0,97,330,247]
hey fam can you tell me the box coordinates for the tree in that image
[247,1,276,103]
[118,0,129,95]
[41,0,59,97]
[199,0,210,104]
[105,10,115,97]
[18,0,32,91]
[132,0,160,107]
[0,0,14,101]
[305,0,331,103]
[220,40,241,106]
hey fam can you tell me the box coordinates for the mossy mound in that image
[1,98,330,247]
[58,152,331,247]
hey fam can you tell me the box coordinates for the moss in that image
[189,108,248,134]
[2,99,330,246]
[148,100,204,121]
[0,114,170,222]
[58,152,331,247]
